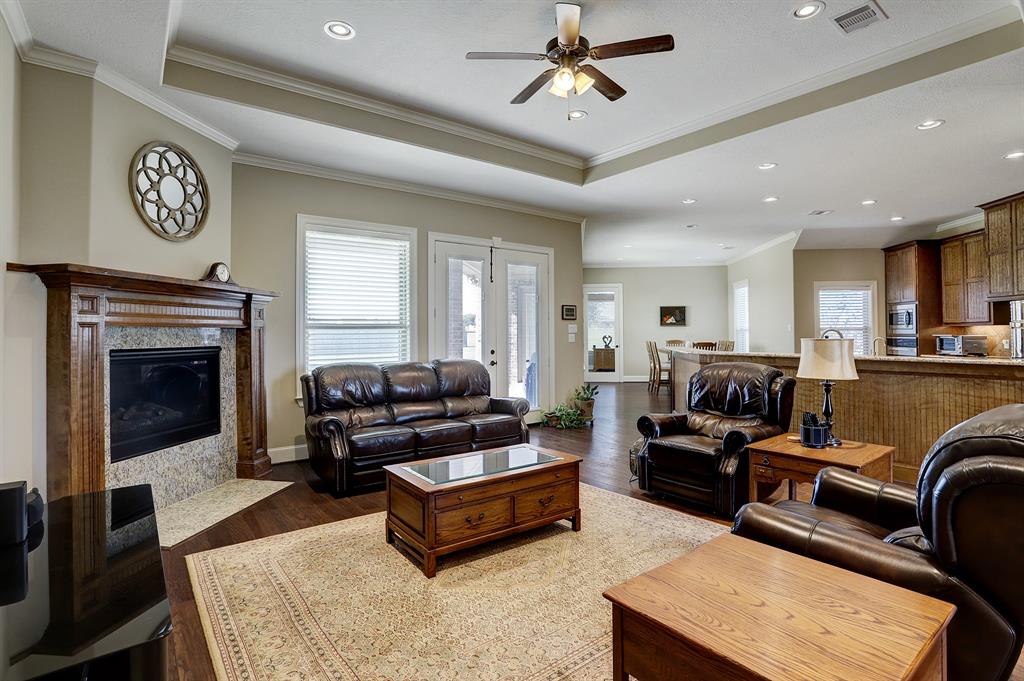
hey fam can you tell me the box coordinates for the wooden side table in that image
[748,433,894,503]
[603,534,955,681]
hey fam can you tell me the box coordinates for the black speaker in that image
[0,481,28,545]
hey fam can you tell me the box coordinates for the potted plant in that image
[544,403,586,429]
[573,383,600,420]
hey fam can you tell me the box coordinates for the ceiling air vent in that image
[832,1,889,34]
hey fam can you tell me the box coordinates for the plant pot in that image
[544,414,561,428]
[577,400,595,419]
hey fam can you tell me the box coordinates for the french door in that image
[431,239,551,419]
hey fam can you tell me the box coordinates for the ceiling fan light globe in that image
[574,70,595,95]
[548,83,569,98]
[553,67,576,92]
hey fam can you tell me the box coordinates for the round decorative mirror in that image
[129,141,209,241]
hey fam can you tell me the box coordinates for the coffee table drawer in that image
[435,497,512,545]
[514,482,576,523]
[435,467,576,510]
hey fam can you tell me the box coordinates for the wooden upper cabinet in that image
[884,243,925,304]
[980,192,1024,300]
[940,231,990,325]
[899,246,917,302]
[885,251,901,303]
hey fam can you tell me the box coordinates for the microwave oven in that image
[887,303,917,336]
[934,335,987,356]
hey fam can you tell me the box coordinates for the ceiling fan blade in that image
[511,68,557,104]
[577,65,626,101]
[589,34,675,60]
[555,3,582,46]
[465,51,548,60]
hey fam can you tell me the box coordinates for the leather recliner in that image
[636,362,796,517]
[302,359,530,496]
[732,403,1024,681]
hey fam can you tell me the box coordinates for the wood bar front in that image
[671,349,1024,482]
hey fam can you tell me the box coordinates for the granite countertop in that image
[669,348,1024,367]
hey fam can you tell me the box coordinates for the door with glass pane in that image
[432,241,550,418]
[583,284,622,382]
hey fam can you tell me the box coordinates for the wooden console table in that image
[747,433,894,503]
[7,263,278,500]
[604,534,955,681]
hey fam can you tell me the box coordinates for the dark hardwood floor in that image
[161,382,1023,681]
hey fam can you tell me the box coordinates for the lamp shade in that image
[797,338,859,380]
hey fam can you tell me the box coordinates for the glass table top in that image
[403,447,561,485]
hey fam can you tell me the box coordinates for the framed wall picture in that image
[660,306,687,326]
[561,304,578,321]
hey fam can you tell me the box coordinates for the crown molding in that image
[586,6,1024,167]
[0,0,31,58]
[233,153,586,224]
[935,212,984,233]
[22,44,96,77]
[584,261,726,269]
[726,230,802,266]
[168,45,584,170]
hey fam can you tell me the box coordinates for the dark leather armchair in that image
[302,359,529,496]
[636,362,796,517]
[733,404,1024,681]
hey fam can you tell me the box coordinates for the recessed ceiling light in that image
[324,20,356,40]
[757,162,778,170]
[623,244,633,248]
[681,198,697,204]
[683,224,698,229]
[1005,151,1024,160]
[722,245,735,250]
[616,257,624,261]
[861,199,877,205]
[808,209,834,216]
[695,256,702,260]
[568,109,588,120]
[763,196,779,203]
[915,119,944,130]
[793,1,825,20]
[890,216,904,222]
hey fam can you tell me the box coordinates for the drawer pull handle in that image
[464,512,486,525]
[457,495,464,502]
[761,456,770,466]
[555,473,561,478]
[538,495,556,507]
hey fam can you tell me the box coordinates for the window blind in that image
[734,284,750,352]
[816,284,873,355]
[302,227,412,372]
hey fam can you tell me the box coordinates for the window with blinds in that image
[300,222,414,374]
[734,282,750,352]
[815,283,874,355]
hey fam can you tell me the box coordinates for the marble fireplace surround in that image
[7,262,278,502]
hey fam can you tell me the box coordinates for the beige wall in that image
[5,63,235,493]
[793,249,887,349]
[582,266,728,378]
[229,164,584,456]
[1,14,19,487]
[727,234,799,353]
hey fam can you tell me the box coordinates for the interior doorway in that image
[583,283,623,383]
[429,235,553,421]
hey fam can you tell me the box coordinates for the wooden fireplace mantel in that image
[7,262,280,500]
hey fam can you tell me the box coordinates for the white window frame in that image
[733,279,750,352]
[813,280,877,355]
[295,214,418,397]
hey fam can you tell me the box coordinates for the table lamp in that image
[797,337,858,446]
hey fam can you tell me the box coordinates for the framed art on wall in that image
[561,304,577,321]
[660,306,686,326]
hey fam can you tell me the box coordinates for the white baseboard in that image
[269,443,308,464]
[623,375,650,383]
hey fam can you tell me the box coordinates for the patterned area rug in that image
[187,483,724,680]
[157,479,293,547]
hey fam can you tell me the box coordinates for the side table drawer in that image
[514,482,576,523]
[435,497,512,545]
[752,465,775,482]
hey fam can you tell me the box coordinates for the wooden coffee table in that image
[384,445,581,577]
[748,433,894,503]
[604,533,955,681]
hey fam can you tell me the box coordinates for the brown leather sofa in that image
[636,362,796,517]
[733,404,1024,681]
[302,359,530,496]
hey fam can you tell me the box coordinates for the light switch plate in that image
[568,333,576,343]
[568,324,578,334]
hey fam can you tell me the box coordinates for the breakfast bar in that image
[671,349,1024,482]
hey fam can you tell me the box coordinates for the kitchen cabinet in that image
[940,231,990,325]
[980,191,1024,300]
[884,244,920,303]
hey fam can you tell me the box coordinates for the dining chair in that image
[645,340,656,392]
[650,341,671,394]
[665,339,685,347]
[715,340,735,351]
[692,341,716,351]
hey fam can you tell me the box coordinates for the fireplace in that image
[109,347,221,463]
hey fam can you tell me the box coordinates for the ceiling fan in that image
[466,2,674,105]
